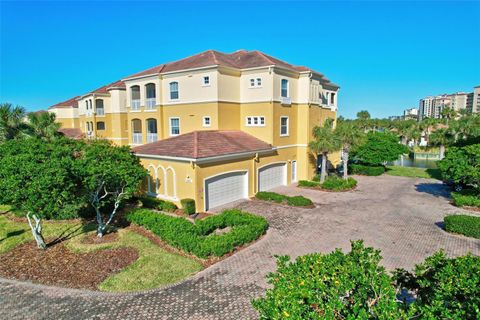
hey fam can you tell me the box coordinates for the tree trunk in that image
[342,149,349,180]
[439,145,445,159]
[320,152,328,183]
[26,213,46,249]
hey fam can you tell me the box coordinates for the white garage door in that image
[205,171,247,211]
[258,163,286,191]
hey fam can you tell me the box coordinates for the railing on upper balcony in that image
[131,99,141,111]
[132,132,142,144]
[96,108,105,116]
[145,98,156,109]
[147,133,158,143]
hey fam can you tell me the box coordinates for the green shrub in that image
[350,164,385,176]
[137,196,177,212]
[298,180,321,187]
[255,192,313,207]
[286,196,313,207]
[255,191,285,203]
[394,251,480,319]
[444,214,480,239]
[320,176,357,191]
[126,208,268,258]
[438,144,480,193]
[180,198,196,215]
[253,241,404,319]
[312,174,321,182]
[451,190,480,208]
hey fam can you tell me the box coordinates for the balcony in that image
[131,99,141,111]
[132,132,142,144]
[147,133,158,143]
[281,97,291,106]
[96,108,104,116]
[145,98,156,110]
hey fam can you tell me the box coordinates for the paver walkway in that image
[1,175,479,319]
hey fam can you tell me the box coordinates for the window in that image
[203,76,210,86]
[170,118,180,136]
[169,82,179,100]
[245,116,265,127]
[280,116,289,136]
[249,78,262,88]
[330,92,335,105]
[96,122,105,130]
[131,85,141,110]
[203,116,211,127]
[95,99,104,115]
[281,79,289,98]
[146,118,158,143]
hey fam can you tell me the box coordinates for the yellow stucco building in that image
[48,50,340,211]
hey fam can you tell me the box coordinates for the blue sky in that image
[1,1,479,119]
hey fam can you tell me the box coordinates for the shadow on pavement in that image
[415,183,451,199]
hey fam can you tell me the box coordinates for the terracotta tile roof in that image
[58,128,84,139]
[48,96,80,109]
[124,50,339,88]
[90,79,126,95]
[133,130,273,159]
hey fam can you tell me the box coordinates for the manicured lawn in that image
[0,214,202,291]
[386,166,441,180]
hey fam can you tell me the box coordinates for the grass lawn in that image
[386,166,442,180]
[0,213,202,291]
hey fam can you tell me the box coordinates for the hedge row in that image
[444,214,480,239]
[321,176,357,191]
[136,196,177,212]
[349,164,385,176]
[126,208,268,258]
[255,192,313,207]
[451,190,480,208]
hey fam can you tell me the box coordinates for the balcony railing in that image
[132,132,142,144]
[147,133,158,143]
[96,108,104,116]
[281,96,292,105]
[145,98,156,109]
[131,99,141,111]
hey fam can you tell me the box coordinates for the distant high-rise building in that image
[448,92,468,112]
[433,94,451,118]
[404,107,418,120]
[419,96,435,120]
[466,86,480,114]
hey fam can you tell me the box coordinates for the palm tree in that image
[27,111,61,141]
[429,128,455,159]
[335,122,365,180]
[0,103,29,142]
[309,120,340,183]
[441,106,456,125]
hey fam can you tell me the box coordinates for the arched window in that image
[146,118,158,143]
[95,99,104,115]
[169,82,179,100]
[145,83,156,109]
[147,165,157,195]
[131,85,140,110]
[131,119,142,144]
[165,167,177,199]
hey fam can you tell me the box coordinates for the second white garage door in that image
[205,171,248,211]
[258,163,287,191]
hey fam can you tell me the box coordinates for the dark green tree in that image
[437,144,480,192]
[353,132,409,166]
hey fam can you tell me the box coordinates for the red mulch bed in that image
[0,240,138,290]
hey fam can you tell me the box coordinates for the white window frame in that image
[245,116,266,127]
[169,82,179,100]
[249,78,262,88]
[202,76,210,86]
[256,78,262,87]
[280,116,289,136]
[169,117,180,136]
[281,79,289,98]
[203,116,211,127]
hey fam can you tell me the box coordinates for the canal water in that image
[388,155,438,169]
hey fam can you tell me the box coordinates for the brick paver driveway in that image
[1,175,479,319]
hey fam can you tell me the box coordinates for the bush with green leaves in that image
[255,192,313,207]
[298,180,321,187]
[451,190,480,208]
[252,241,405,319]
[349,163,385,176]
[180,198,196,215]
[137,196,177,212]
[444,214,480,239]
[394,251,480,319]
[126,208,268,258]
[320,176,357,191]
[352,132,409,166]
[438,144,480,192]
